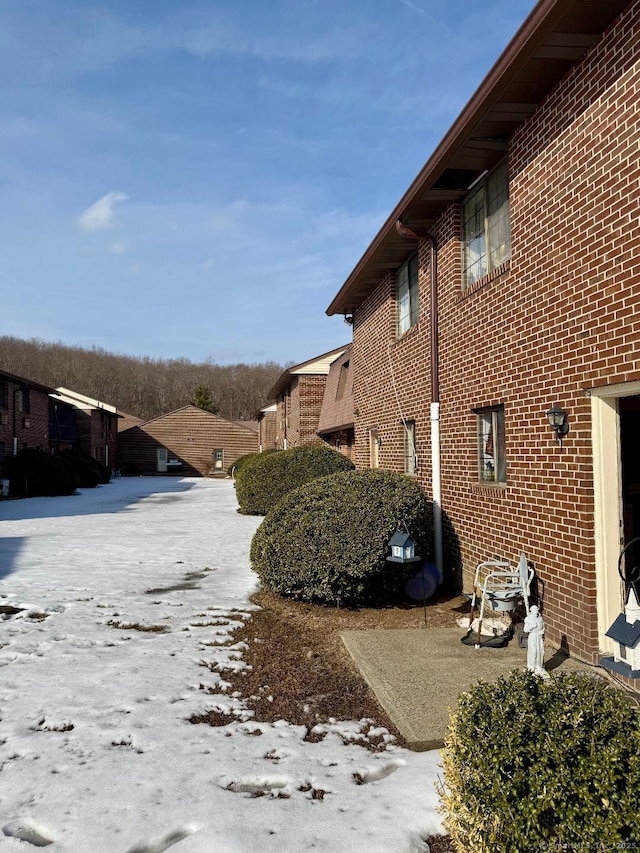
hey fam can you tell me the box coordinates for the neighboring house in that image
[268,346,348,449]
[50,388,119,468]
[316,345,355,461]
[117,411,144,432]
[326,0,640,679]
[117,405,258,476]
[0,369,54,464]
[257,404,277,451]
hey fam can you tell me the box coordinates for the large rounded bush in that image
[60,450,111,487]
[3,448,79,497]
[229,449,277,479]
[236,444,354,515]
[439,670,640,851]
[250,468,433,605]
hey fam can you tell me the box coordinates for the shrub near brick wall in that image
[235,444,353,515]
[250,469,433,605]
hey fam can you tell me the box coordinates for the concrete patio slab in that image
[341,627,590,751]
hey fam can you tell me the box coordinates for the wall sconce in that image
[376,436,383,447]
[546,404,569,447]
[343,313,354,325]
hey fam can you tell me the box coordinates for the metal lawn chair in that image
[467,552,533,648]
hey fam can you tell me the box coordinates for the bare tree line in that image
[0,336,285,422]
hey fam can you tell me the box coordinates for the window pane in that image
[477,407,506,483]
[404,421,416,475]
[462,187,487,287]
[487,161,511,269]
[397,255,418,335]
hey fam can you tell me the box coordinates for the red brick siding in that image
[351,1,640,664]
[258,410,277,451]
[274,376,327,448]
[0,379,50,460]
[118,406,258,476]
[73,410,118,467]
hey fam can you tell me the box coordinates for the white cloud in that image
[397,0,451,32]
[77,191,129,233]
[109,239,129,255]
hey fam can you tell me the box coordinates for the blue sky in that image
[0,0,536,366]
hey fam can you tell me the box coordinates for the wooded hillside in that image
[0,336,285,422]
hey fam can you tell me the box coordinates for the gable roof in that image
[326,0,630,316]
[122,404,259,434]
[268,345,349,398]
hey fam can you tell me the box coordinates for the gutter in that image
[395,221,443,581]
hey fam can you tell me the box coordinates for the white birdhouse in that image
[605,586,640,677]
[387,531,421,564]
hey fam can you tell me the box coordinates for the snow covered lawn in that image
[0,477,445,852]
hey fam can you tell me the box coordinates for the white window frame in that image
[396,254,419,336]
[477,406,506,484]
[462,159,511,289]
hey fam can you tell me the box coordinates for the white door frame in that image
[590,380,640,651]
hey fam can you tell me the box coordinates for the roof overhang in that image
[326,0,630,316]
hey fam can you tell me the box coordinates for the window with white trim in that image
[404,420,417,475]
[396,254,419,336]
[477,406,506,484]
[462,160,511,288]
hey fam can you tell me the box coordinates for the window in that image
[336,360,349,400]
[0,381,7,410]
[19,386,30,414]
[404,420,417,475]
[396,254,419,336]
[462,160,511,288]
[369,428,380,469]
[477,406,506,484]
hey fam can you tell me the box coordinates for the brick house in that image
[0,369,54,465]
[118,405,258,476]
[316,344,355,461]
[257,404,277,451]
[327,0,640,677]
[268,346,347,449]
[50,388,119,468]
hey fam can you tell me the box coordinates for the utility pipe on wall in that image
[395,220,443,580]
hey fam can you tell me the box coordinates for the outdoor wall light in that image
[546,404,569,446]
[387,530,421,564]
[343,313,354,325]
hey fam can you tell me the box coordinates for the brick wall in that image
[350,0,640,664]
[0,376,51,463]
[258,410,277,451]
[274,376,327,448]
[118,405,258,476]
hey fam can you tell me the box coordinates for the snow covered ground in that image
[0,477,445,852]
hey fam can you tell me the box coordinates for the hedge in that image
[250,468,433,605]
[3,448,79,497]
[59,450,111,487]
[438,670,640,851]
[236,444,354,515]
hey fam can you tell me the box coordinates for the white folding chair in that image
[468,552,533,648]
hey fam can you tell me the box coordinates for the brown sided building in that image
[0,369,54,465]
[327,0,640,680]
[118,405,258,476]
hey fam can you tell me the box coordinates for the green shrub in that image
[60,450,111,487]
[439,670,640,852]
[229,449,277,479]
[3,448,79,497]
[250,468,432,605]
[236,444,354,515]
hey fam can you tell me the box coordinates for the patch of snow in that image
[0,477,445,851]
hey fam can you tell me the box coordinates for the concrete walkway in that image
[341,627,591,751]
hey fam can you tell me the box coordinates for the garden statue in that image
[524,605,550,678]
